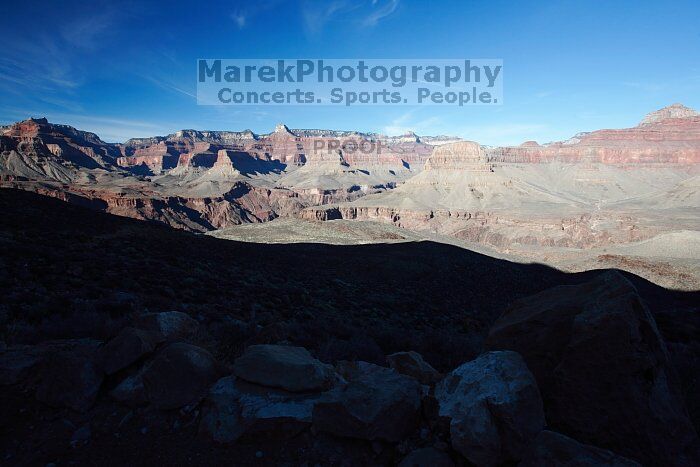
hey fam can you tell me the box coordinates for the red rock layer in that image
[488,109,700,165]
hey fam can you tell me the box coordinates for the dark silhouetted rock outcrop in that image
[654,308,700,433]
[487,271,700,466]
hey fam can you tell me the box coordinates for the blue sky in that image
[1,0,699,144]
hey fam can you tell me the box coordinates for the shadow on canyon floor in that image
[1,188,698,465]
[1,188,696,369]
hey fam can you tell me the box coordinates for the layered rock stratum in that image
[296,104,700,288]
[0,117,436,231]
[1,104,699,288]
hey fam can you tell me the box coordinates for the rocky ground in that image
[207,218,444,245]
[207,217,700,291]
[1,189,699,466]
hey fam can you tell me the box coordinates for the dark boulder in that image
[312,361,422,442]
[200,375,320,443]
[97,327,155,375]
[387,351,442,385]
[654,308,700,433]
[487,271,700,466]
[435,350,545,466]
[136,311,198,343]
[112,342,220,410]
[110,373,148,406]
[233,344,335,392]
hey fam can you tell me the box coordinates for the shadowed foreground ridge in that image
[0,189,698,466]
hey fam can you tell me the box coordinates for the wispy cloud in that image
[383,109,443,135]
[0,38,83,117]
[0,38,81,92]
[125,48,198,101]
[140,73,197,100]
[302,0,355,36]
[302,0,400,37]
[0,6,127,100]
[230,0,282,30]
[60,10,118,50]
[231,12,247,29]
[362,0,400,27]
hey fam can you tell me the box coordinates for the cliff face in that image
[425,141,493,171]
[0,178,306,232]
[299,104,700,254]
[1,118,122,178]
[2,104,699,244]
[0,119,311,230]
[0,117,438,230]
[487,104,700,165]
[640,102,699,124]
[115,123,435,175]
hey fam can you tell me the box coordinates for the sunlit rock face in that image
[425,141,493,171]
[3,105,700,290]
[640,102,699,124]
[114,122,436,174]
[487,104,700,165]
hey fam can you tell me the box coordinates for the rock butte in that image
[1,104,699,288]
